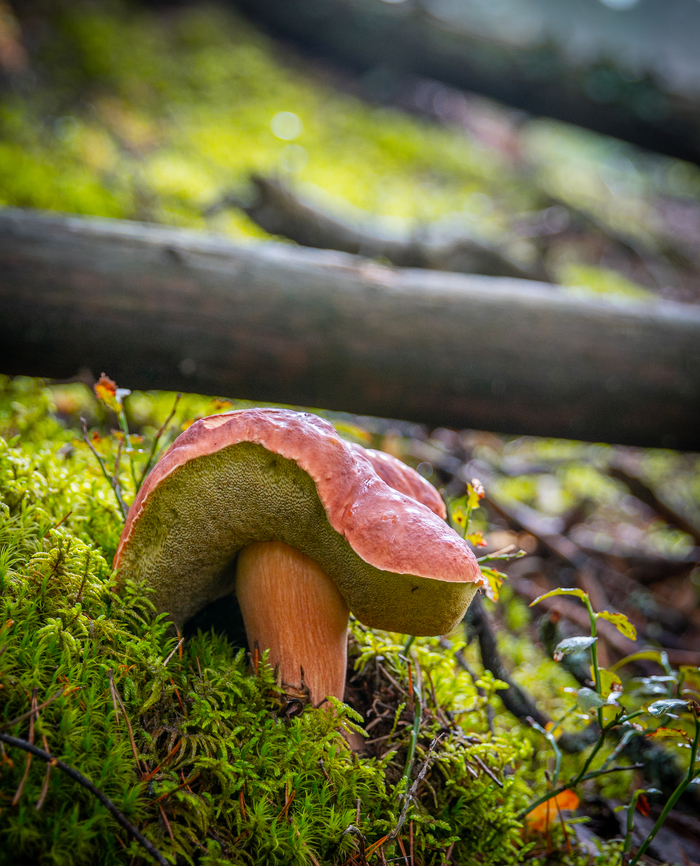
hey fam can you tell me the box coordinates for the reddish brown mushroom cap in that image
[115,408,482,634]
[348,443,446,520]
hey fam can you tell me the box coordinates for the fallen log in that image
[211,175,542,281]
[1,207,700,449]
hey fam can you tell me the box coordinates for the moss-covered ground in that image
[0,376,641,866]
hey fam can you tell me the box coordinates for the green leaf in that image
[553,636,596,661]
[609,650,670,674]
[597,610,637,641]
[597,668,623,699]
[679,666,700,698]
[647,699,690,718]
[577,687,605,712]
[529,588,588,607]
[139,678,164,714]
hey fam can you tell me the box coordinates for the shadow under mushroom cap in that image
[114,409,482,635]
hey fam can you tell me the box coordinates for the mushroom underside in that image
[117,442,478,634]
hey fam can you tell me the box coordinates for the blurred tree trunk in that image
[231,0,700,166]
[2,208,700,448]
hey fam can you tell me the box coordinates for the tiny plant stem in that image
[138,393,181,490]
[623,789,647,857]
[0,733,170,866]
[80,419,128,520]
[401,659,423,795]
[116,402,137,490]
[628,714,700,866]
[477,549,526,563]
[519,763,644,819]
[583,595,604,730]
[403,635,416,656]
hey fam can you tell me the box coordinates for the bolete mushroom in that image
[114,408,482,705]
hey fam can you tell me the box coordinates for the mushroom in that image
[114,408,482,705]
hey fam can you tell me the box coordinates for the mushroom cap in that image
[348,443,446,520]
[114,408,482,635]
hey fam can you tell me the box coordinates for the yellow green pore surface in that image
[117,442,478,636]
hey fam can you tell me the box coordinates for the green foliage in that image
[0,377,584,866]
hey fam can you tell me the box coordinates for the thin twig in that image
[389,734,444,842]
[470,753,503,788]
[518,763,644,819]
[163,638,184,667]
[108,670,144,774]
[1,687,73,731]
[13,689,37,805]
[80,418,128,519]
[0,732,169,866]
[138,393,181,490]
[35,734,53,810]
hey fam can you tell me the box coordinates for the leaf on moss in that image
[94,373,120,411]
[526,790,580,832]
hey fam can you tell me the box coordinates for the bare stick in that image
[138,393,181,490]
[80,418,128,519]
[389,734,444,842]
[12,689,37,805]
[0,732,170,866]
[1,687,73,731]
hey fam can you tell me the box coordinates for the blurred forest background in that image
[1,0,699,687]
[2,0,700,860]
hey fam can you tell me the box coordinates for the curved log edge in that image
[1,207,699,450]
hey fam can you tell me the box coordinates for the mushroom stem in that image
[235,541,350,705]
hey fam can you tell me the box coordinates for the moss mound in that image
[0,377,623,865]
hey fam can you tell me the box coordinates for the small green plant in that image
[0,377,548,865]
[3,375,696,865]
[526,586,700,864]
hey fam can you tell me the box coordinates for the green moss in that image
[0,378,640,865]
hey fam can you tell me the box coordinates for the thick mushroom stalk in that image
[236,541,350,703]
[114,408,483,710]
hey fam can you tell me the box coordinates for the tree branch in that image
[0,733,170,866]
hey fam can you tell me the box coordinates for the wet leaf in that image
[577,687,605,712]
[647,699,690,718]
[680,666,700,698]
[553,635,596,661]
[597,668,623,699]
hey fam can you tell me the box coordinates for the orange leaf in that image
[526,790,580,833]
[467,530,488,548]
[636,795,650,817]
[94,373,119,411]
